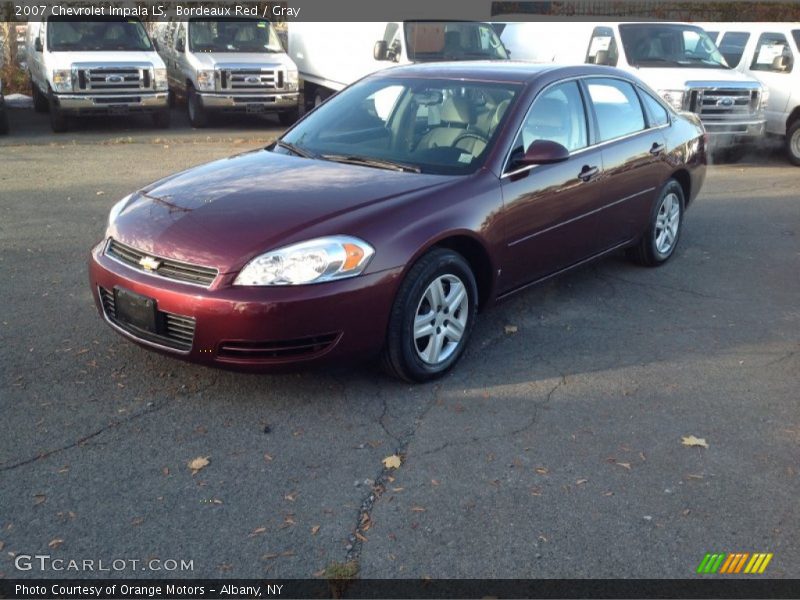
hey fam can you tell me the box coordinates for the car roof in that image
[370,61,636,85]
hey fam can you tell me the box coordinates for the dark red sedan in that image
[89,62,706,381]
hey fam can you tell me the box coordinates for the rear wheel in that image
[628,179,685,267]
[382,249,478,382]
[786,120,800,166]
[187,86,208,128]
[48,91,68,133]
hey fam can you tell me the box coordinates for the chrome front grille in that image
[76,65,153,92]
[687,86,761,122]
[98,286,196,352]
[219,68,283,91]
[106,239,218,287]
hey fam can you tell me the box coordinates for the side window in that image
[510,81,588,161]
[750,32,794,73]
[586,26,619,67]
[586,78,646,142]
[704,31,719,43]
[718,32,750,67]
[793,30,800,51]
[639,89,670,127]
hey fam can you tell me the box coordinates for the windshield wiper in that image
[322,154,421,173]
[273,140,318,159]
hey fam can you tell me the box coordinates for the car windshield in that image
[619,24,729,68]
[278,77,520,175]
[404,22,509,61]
[47,18,152,52]
[188,19,283,53]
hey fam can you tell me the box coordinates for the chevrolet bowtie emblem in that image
[139,256,161,271]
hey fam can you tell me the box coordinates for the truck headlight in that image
[196,70,215,92]
[52,70,73,93]
[234,236,375,286]
[759,87,769,111]
[657,89,685,111]
[285,68,298,91]
[154,67,168,91]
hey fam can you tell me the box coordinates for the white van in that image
[700,23,800,165]
[288,21,509,107]
[152,18,300,127]
[26,17,170,132]
[501,21,767,147]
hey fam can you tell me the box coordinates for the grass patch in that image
[1,63,30,95]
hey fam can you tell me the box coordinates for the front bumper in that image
[55,92,168,114]
[198,91,299,112]
[702,119,766,145]
[88,241,402,372]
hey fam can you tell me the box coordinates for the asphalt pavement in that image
[1,106,798,580]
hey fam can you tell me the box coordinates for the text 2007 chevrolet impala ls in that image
[89,62,706,382]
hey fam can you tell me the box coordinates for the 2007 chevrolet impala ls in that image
[89,62,706,382]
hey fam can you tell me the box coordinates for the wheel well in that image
[433,236,493,309]
[671,169,691,205]
[787,106,800,130]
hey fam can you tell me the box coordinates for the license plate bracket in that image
[246,103,266,114]
[114,287,158,333]
[108,105,129,115]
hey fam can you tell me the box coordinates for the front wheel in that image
[382,248,478,382]
[786,120,800,167]
[48,92,68,133]
[32,81,49,113]
[628,179,685,267]
[187,86,208,128]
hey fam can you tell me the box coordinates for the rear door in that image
[582,77,672,249]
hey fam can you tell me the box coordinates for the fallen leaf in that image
[187,456,210,474]
[311,525,320,536]
[682,509,691,516]
[602,491,614,496]
[0,541,4,551]
[535,467,549,475]
[530,487,542,496]
[504,324,518,334]
[33,494,46,506]
[411,506,426,512]
[382,455,402,469]
[284,491,299,502]
[616,462,632,470]
[162,467,169,476]
[431,479,440,486]
[681,435,709,449]
[355,532,368,542]
[48,538,64,549]
[575,479,588,485]
[264,453,274,462]
[686,473,705,480]
[131,517,144,526]
[313,568,325,577]
[96,191,105,196]
[212,498,223,505]
[391,487,404,492]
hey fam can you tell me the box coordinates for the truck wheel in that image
[278,107,299,126]
[187,86,208,128]
[0,108,8,135]
[32,82,49,113]
[152,109,171,129]
[48,92,68,133]
[787,120,800,167]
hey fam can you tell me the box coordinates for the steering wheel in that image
[452,131,490,152]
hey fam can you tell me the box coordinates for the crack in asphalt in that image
[594,271,726,301]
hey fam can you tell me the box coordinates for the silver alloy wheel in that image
[413,274,469,365]
[791,127,800,160]
[654,192,680,255]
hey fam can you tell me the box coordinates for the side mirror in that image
[373,40,388,61]
[35,38,43,52]
[516,140,570,166]
[175,38,185,53]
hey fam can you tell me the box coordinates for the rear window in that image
[585,78,645,142]
[718,31,750,67]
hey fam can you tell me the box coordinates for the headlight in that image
[154,67,168,91]
[196,70,215,92]
[107,194,132,228]
[285,68,298,91]
[759,87,769,111]
[234,236,375,286]
[52,69,73,93]
[657,89,685,111]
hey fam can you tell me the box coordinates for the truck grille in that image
[98,286,196,352]
[106,239,218,287]
[219,68,283,91]
[687,87,761,121]
[76,65,153,92]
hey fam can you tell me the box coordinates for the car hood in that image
[190,52,296,70]
[109,150,453,273]
[635,66,761,90]
[47,50,165,70]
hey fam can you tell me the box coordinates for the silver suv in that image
[153,18,300,128]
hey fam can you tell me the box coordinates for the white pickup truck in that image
[26,17,170,132]
[153,18,300,128]
[501,21,767,148]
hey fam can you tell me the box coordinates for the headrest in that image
[440,96,472,124]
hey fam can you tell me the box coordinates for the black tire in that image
[278,106,300,126]
[152,109,171,129]
[786,120,800,167]
[187,86,208,128]
[382,248,478,382]
[628,178,685,267]
[0,107,8,135]
[48,91,68,133]
[32,81,49,113]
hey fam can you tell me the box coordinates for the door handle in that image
[650,142,666,155]
[578,165,599,182]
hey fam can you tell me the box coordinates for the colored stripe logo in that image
[696,553,773,574]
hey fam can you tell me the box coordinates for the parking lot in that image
[1,106,798,580]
